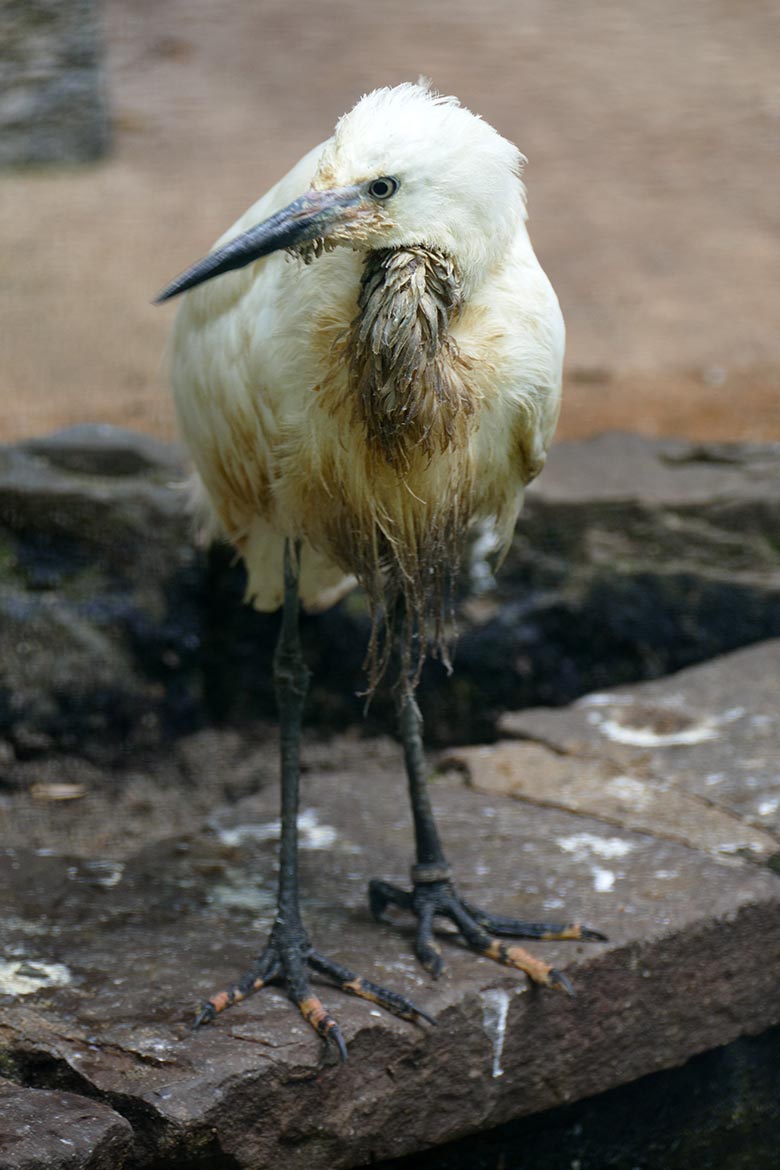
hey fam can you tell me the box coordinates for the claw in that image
[343,975,434,1025]
[548,967,576,997]
[579,925,609,943]
[410,1003,438,1027]
[414,902,444,979]
[417,942,444,980]
[298,994,347,1059]
[300,996,348,1062]
[330,1023,348,1064]
[193,983,247,1028]
[193,1001,217,1029]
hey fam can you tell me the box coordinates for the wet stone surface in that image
[1,645,780,1168]
[497,639,780,844]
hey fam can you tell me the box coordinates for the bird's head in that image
[155,83,527,303]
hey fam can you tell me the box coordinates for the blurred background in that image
[2,0,778,446]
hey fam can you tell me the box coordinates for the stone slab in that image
[371,1027,780,1170]
[0,427,203,762]
[3,429,780,761]
[1,714,780,1168]
[529,432,780,509]
[445,739,778,861]
[0,1079,132,1170]
[499,639,780,843]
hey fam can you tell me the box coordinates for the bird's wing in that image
[168,142,329,537]
[465,227,564,557]
[166,138,355,611]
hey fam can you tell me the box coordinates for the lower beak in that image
[155,186,364,303]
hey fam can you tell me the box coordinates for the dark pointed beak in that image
[154,185,364,304]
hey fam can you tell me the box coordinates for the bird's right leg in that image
[195,540,432,1060]
[369,682,606,990]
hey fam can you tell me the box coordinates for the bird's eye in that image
[368,176,400,201]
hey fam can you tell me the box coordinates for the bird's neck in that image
[348,247,476,469]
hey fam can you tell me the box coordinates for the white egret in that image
[157,82,603,1060]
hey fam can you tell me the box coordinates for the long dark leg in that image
[272,538,310,966]
[370,676,606,991]
[195,541,433,1058]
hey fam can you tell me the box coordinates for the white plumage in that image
[168,82,564,619]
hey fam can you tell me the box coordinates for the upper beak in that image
[154,185,364,303]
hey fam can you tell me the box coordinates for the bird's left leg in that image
[369,686,606,992]
[195,540,433,1059]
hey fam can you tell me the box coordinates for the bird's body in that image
[171,87,563,629]
[159,84,599,1060]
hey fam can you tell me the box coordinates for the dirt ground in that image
[1,0,779,445]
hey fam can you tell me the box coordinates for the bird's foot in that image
[369,864,606,992]
[193,916,434,1061]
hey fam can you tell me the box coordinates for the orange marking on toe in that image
[541,924,583,942]
[209,990,234,1015]
[343,977,381,1007]
[208,976,265,1015]
[299,995,335,1035]
[485,940,554,987]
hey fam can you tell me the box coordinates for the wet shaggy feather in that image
[308,246,479,689]
[350,247,476,469]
